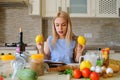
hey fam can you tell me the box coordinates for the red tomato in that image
[0,76,4,80]
[73,69,81,78]
[81,68,91,78]
[90,72,100,80]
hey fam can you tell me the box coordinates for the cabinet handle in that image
[119,8,120,17]
[67,7,69,13]
[58,7,62,12]
[28,0,33,14]
[30,4,33,14]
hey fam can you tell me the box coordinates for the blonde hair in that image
[51,11,74,46]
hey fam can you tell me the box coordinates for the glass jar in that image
[101,48,110,67]
[30,54,44,76]
[0,54,15,78]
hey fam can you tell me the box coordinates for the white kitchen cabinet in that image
[29,0,41,16]
[42,0,120,18]
[95,0,120,18]
[42,0,92,17]
[66,0,93,17]
[42,0,59,17]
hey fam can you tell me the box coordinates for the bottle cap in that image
[1,54,16,61]
[30,54,44,59]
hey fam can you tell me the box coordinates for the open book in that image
[44,60,66,67]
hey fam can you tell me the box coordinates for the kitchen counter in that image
[0,44,120,51]
[0,46,37,55]
[1,58,120,80]
[0,46,36,50]
[85,45,120,51]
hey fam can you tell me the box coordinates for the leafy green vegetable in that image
[17,69,38,80]
[61,69,73,77]
[85,78,90,80]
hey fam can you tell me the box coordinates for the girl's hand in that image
[36,42,44,50]
[77,44,85,54]
[75,43,86,62]
[36,41,44,53]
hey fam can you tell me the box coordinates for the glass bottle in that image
[15,28,29,62]
[96,48,103,66]
[16,27,25,54]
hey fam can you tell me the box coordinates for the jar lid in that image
[1,55,16,61]
[30,54,44,59]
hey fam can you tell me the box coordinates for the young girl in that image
[36,11,85,63]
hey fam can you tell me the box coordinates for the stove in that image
[5,43,27,47]
[5,43,17,47]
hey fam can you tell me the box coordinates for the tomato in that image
[90,72,100,80]
[81,68,91,78]
[0,76,4,80]
[73,69,81,78]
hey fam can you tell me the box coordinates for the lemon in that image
[35,34,43,43]
[77,36,86,45]
[80,60,92,71]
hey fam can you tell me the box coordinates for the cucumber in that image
[17,68,38,80]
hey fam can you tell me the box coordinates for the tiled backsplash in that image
[0,7,42,45]
[0,7,120,47]
[43,18,120,46]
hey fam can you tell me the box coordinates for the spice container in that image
[30,54,44,76]
[101,48,110,67]
[0,54,15,78]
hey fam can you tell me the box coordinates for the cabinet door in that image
[42,0,60,17]
[95,0,120,18]
[29,0,41,16]
[66,0,92,17]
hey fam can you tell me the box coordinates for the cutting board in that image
[38,71,120,80]
[38,72,70,80]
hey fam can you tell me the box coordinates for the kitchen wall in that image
[43,18,120,46]
[0,7,42,46]
[0,7,120,47]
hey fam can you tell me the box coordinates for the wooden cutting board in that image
[38,72,70,80]
[38,71,120,80]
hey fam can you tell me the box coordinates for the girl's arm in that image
[74,43,86,62]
